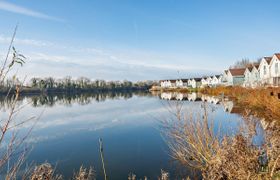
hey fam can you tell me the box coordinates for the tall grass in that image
[162,101,280,179]
[201,86,280,122]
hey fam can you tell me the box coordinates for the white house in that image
[221,70,229,85]
[189,78,202,88]
[243,64,260,87]
[270,53,280,86]
[259,57,272,85]
[201,77,208,87]
[206,76,213,86]
[160,80,171,88]
[227,68,246,86]
[175,79,184,87]
[181,79,189,87]
[211,75,222,87]
[161,79,189,88]
[187,79,193,87]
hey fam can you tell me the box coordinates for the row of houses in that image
[160,53,280,88]
[160,76,223,88]
[160,75,223,89]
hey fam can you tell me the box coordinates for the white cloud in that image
[0,1,64,22]
[0,35,55,47]
[0,34,219,80]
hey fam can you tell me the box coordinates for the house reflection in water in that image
[160,92,188,101]
[201,94,220,104]
[158,92,244,114]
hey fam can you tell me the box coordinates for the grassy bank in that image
[201,86,280,121]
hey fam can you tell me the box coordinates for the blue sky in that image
[0,0,280,81]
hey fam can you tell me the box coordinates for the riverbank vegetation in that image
[1,28,280,179]
[201,86,280,122]
[162,102,280,179]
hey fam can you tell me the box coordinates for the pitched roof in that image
[264,57,272,64]
[229,68,246,76]
[253,63,260,69]
[275,53,280,60]
[181,79,189,82]
[247,66,253,72]
[193,78,202,81]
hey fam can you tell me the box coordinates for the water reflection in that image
[156,91,242,113]
[0,91,151,109]
[0,91,276,179]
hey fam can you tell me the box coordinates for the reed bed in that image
[162,102,280,179]
[201,86,280,122]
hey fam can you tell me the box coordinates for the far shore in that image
[0,86,150,96]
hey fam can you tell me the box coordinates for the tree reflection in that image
[0,91,150,108]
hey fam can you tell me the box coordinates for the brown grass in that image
[162,102,280,179]
[201,86,280,122]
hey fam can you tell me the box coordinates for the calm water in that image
[0,92,265,179]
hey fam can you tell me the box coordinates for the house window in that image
[275,63,278,74]
[264,66,267,75]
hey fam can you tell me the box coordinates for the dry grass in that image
[22,163,95,180]
[201,86,280,122]
[162,102,280,179]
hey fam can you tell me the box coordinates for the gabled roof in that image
[224,70,228,74]
[263,57,272,64]
[229,68,246,76]
[274,53,280,60]
[247,66,253,72]
[193,78,202,81]
[181,79,189,82]
[253,63,260,69]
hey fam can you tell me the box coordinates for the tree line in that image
[0,76,157,94]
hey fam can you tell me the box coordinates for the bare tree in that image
[230,58,251,68]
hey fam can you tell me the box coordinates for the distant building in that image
[259,57,273,85]
[243,63,260,87]
[201,77,208,87]
[211,75,222,87]
[270,53,280,86]
[227,68,246,86]
[221,70,229,85]
[190,78,202,88]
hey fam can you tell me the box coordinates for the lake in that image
[0,91,265,179]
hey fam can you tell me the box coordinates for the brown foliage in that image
[201,86,280,122]
[163,102,280,179]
